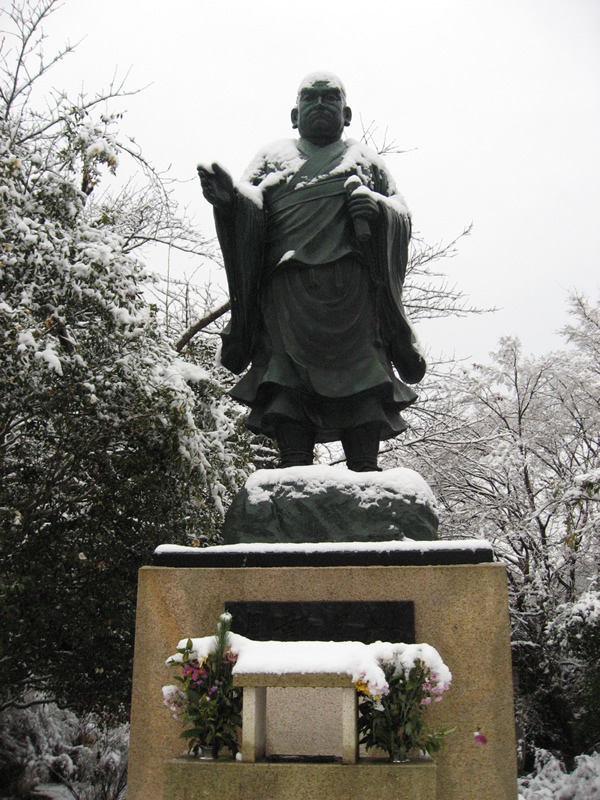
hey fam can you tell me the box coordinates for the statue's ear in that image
[291,107,299,129]
[344,106,352,127]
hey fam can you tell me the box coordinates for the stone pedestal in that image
[163,759,437,800]
[127,555,518,800]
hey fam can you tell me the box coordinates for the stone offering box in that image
[127,540,518,800]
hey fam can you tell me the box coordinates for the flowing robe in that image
[214,138,426,443]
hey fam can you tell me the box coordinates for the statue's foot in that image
[341,423,381,472]
[347,461,382,472]
[276,421,316,469]
[280,457,314,468]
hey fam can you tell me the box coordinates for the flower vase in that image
[195,744,219,760]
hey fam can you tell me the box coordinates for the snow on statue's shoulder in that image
[239,138,304,201]
[334,139,411,217]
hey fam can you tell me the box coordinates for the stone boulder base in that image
[222,466,438,545]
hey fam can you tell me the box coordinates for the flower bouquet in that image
[356,652,453,762]
[163,612,242,758]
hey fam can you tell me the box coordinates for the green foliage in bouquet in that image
[357,659,453,762]
[164,613,242,757]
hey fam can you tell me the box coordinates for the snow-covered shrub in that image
[0,0,252,715]
[519,749,600,800]
[0,698,78,796]
[46,715,129,800]
[0,699,128,800]
[545,590,600,759]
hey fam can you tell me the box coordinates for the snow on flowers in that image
[166,634,451,700]
[163,613,242,757]
[356,647,453,761]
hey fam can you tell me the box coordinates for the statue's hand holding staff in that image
[347,189,380,222]
[197,162,235,210]
[345,176,380,242]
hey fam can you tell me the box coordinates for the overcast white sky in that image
[19,0,600,363]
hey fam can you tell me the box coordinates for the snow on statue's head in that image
[291,72,352,145]
[295,71,347,104]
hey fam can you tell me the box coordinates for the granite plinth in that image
[128,556,518,800]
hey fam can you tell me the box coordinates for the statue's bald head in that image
[296,71,347,104]
[291,71,352,145]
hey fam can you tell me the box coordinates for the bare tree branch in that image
[175,301,230,352]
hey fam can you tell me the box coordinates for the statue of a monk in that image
[198,72,426,471]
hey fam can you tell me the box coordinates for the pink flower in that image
[422,682,431,691]
[474,730,487,745]
[434,696,443,702]
[431,685,443,694]
[420,697,432,705]
[430,672,438,681]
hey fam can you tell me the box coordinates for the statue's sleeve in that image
[214,191,265,374]
[368,167,427,385]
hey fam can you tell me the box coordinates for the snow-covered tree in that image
[384,295,600,767]
[0,0,252,714]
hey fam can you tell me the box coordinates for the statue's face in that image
[292,81,352,145]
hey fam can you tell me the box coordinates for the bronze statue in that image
[198,72,425,471]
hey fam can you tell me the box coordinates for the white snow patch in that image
[519,750,600,800]
[155,538,492,557]
[240,138,305,192]
[31,785,74,800]
[296,71,347,99]
[17,330,37,351]
[243,465,435,508]
[85,139,118,165]
[162,684,179,701]
[166,634,451,700]
[238,137,410,219]
[278,250,296,265]
[236,179,264,208]
[170,359,210,383]
[35,342,63,375]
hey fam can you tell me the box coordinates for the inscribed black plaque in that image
[225,601,414,644]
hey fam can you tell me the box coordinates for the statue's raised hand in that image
[197,162,235,210]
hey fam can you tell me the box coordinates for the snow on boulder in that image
[222,465,438,545]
